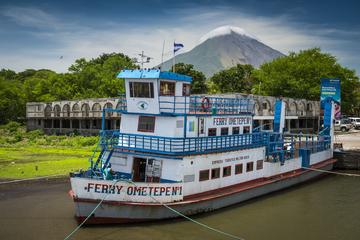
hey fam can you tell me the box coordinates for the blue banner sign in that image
[273,100,282,132]
[320,78,341,119]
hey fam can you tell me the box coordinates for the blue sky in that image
[0,0,359,74]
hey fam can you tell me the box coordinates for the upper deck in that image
[117,69,254,116]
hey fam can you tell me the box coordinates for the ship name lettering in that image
[213,118,227,125]
[86,183,124,194]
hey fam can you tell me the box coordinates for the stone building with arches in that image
[26,95,320,135]
[26,98,122,135]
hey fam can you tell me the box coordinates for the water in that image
[0,173,359,240]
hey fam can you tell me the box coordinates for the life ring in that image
[201,97,211,111]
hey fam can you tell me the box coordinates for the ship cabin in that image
[95,69,261,186]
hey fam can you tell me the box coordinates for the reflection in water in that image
[0,173,359,240]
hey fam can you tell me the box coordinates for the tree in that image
[69,53,137,98]
[209,64,254,93]
[169,63,207,94]
[252,48,360,114]
[0,76,25,124]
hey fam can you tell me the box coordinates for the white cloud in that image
[1,6,61,29]
[0,5,358,73]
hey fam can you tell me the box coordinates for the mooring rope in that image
[127,179,245,240]
[302,167,360,177]
[63,178,123,240]
[63,178,245,240]
[0,174,66,185]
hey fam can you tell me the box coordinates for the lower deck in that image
[70,157,336,224]
[71,146,333,204]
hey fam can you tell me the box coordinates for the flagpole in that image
[160,40,165,70]
[173,40,176,73]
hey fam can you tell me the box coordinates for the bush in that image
[1,121,22,133]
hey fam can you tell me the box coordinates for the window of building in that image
[232,127,240,135]
[138,116,156,132]
[307,103,312,111]
[182,84,191,96]
[256,160,263,170]
[199,169,210,181]
[262,102,268,109]
[208,128,217,136]
[235,164,243,174]
[211,168,220,179]
[223,166,231,177]
[129,82,154,98]
[160,81,176,96]
[246,162,254,172]
[243,126,250,134]
[221,127,229,136]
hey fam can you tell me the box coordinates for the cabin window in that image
[246,162,254,172]
[199,170,210,181]
[232,127,240,135]
[221,127,229,136]
[129,82,154,98]
[211,168,220,179]
[160,81,175,96]
[138,116,155,132]
[243,126,250,134]
[256,160,263,170]
[182,84,191,96]
[208,128,217,136]
[223,166,231,177]
[235,164,243,174]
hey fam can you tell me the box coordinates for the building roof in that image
[117,69,192,82]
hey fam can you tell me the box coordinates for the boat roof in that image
[117,69,192,82]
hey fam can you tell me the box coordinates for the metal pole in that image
[160,40,165,70]
[173,40,175,72]
[101,109,105,131]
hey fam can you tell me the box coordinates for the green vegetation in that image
[209,64,254,93]
[169,63,208,94]
[252,48,360,114]
[0,122,97,179]
[0,53,136,124]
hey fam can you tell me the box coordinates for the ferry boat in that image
[69,69,335,224]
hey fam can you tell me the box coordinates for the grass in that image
[0,122,99,179]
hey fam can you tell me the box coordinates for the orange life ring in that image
[201,97,211,111]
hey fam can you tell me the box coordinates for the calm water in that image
[0,173,359,240]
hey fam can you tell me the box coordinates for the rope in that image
[64,178,245,240]
[126,179,245,240]
[302,167,360,177]
[63,178,123,240]
[0,174,66,185]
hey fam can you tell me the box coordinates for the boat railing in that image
[101,130,265,155]
[159,96,255,115]
[100,130,331,158]
[265,133,332,163]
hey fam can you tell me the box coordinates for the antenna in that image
[133,51,153,69]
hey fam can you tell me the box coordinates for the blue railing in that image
[100,130,331,158]
[101,130,265,155]
[159,96,254,115]
[266,133,331,163]
[114,95,254,115]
